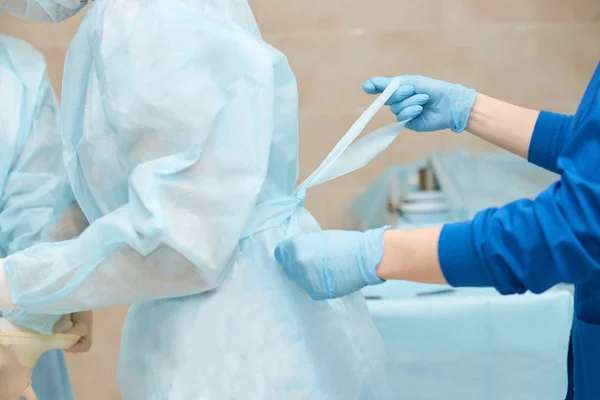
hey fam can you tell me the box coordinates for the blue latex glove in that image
[275,227,389,300]
[363,76,477,133]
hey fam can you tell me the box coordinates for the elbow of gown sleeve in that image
[528,111,572,174]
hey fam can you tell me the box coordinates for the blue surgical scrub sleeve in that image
[440,62,600,400]
[439,62,600,299]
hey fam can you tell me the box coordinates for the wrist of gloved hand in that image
[356,227,389,286]
[448,85,477,133]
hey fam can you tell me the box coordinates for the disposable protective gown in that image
[0,35,80,400]
[2,1,398,398]
[0,0,87,23]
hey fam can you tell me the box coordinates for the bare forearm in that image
[372,97,539,285]
[466,94,539,159]
[376,227,447,284]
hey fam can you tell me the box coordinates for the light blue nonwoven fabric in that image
[366,285,572,399]
[3,1,410,398]
[0,34,75,400]
[0,0,87,23]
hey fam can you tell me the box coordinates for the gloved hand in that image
[45,312,93,353]
[64,311,93,354]
[275,227,389,300]
[363,76,477,133]
[0,311,92,353]
[0,311,91,400]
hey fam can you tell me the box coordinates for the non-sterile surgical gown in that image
[0,34,82,400]
[1,1,392,398]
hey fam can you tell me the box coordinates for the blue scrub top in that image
[439,61,600,399]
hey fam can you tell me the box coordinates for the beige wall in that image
[1,1,599,399]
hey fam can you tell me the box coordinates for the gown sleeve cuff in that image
[438,221,494,288]
[528,111,572,173]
